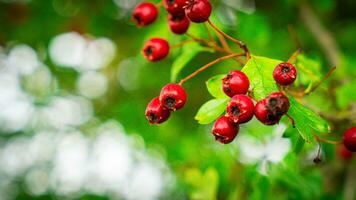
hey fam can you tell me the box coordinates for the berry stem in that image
[287,48,302,63]
[155,2,162,7]
[314,134,342,145]
[205,22,231,53]
[207,19,251,59]
[203,22,214,42]
[288,25,302,50]
[304,66,336,95]
[170,39,196,48]
[178,53,245,85]
[286,113,296,128]
[185,32,245,65]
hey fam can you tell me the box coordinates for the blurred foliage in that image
[0,0,355,199]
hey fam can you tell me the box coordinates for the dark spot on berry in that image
[164,97,176,109]
[134,14,142,24]
[282,66,291,73]
[266,113,278,121]
[269,98,278,106]
[231,105,240,116]
[148,113,158,123]
[144,46,153,55]
[214,134,227,143]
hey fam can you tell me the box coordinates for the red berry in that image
[132,2,158,27]
[222,70,250,97]
[145,97,171,124]
[212,116,239,144]
[343,127,356,152]
[159,83,187,111]
[266,92,290,116]
[273,62,297,86]
[185,0,212,23]
[254,99,281,125]
[142,38,170,62]
[168,14,190,34]
[226,95,254,124]
[163,0,186,16]
[338,144,353,160]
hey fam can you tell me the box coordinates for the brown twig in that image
[185,32,245,65]
[178,53,245,85]
[287,48,302,63]
[207,19,251,59]
[170,39,196,48]
[304,66,336,95]
[288,25,302,50]
[314,134,342,145]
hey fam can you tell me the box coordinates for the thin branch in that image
[288,25,302,50]
[314,134,342,145]
[304,66,336,95]
[207,19,251,59]
[170,39,196,48]
[287,48,302,63]
[179,53,245,85]
[203,22,214,42]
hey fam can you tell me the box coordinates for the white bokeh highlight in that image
[236,124,291,175]
[77,71,108,99]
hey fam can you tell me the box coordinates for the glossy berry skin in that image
[338,144,353,160]
[226,95,254,124]
[343,127,356,152]
[163,0,186,16]
[142,38,169,62]
[273,62,297,86]
[168,14,190,34]
[266,92,290,116]
[212,116,239,144]
[222,70,250,97]
[132,2,158,27]
[159,83,187,111]
[145,97,171,124]
[254,99,281,125]
[185,0,212,23]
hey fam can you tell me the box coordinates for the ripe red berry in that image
[266,92,290,116]
[338,144,353,160]
[222,70,250,97]
[254,98,281,125]
[163,0,186,16]
[185,0,212,23]
[145,97,171,124]
[142,38,170,62]
[168,14,190,34]
[343,127,356,152]
[254,92,290,125]
[132,2,158,27]
[226,95,254,124]
[273,62,297,86]
[159,83,187,111]
[212,116,239,144]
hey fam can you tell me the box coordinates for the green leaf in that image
[206,74,227,98]
[295,54,322,86]
[195,98,229,124]
[288,97,330,143]
[242,55,280,100]
[241,55,330,143]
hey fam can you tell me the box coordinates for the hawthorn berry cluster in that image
[145,83,187,124]
[133,0,213,62]
[211,63,296,144]
[132,1,356,152]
